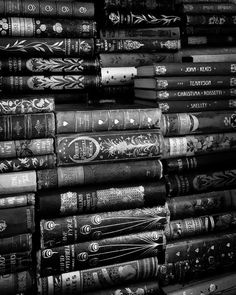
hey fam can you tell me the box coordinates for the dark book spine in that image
[40,206,168,248]
[0,206,35,238]
[0,271,33,295]
[39,231,166,276]
[56,130,163,166]
[38,256,160,294]
[0,38,95,57]
[0,171,37,195]
[158,99,236,113]
[0,251,32,275]
[0,1,94,18]
[165,169,236,197]
[163,132,236,159]
[0,154,56,173]
[186,35,236,47]
[0,233,32,254]
[104,11,182,27]
[0,57,100,74]
[0,18,96,38]
[168,189,236,219]
[185,25,236,36]
[0,113,55,140]
[0,193,35,209]
[186,15,236,26]
[0,75,100,93]
[183,4,236,13]
[96,39,180,53]
[104,0,174,10]
[56,108,162,133]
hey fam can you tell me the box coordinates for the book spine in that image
[165,169,236,197]
[38,256,160,294]
[183,4,236,14]
[163,132,236,158]
[56,108,162,133]
[186,15,236,26]
[186,36,236,46]
[0,17,96,38]
[104,0,174,10]
[161,111,236,136]
[39,231,165,276]
[0,233,32,254]
[168,189,236,219]
[39,181,166,216]
[104,11,181,27]
[0,38,95,57]
[0,1,94,18]
[0,251,32,275]
[101,67,137,86]
[56,130,163,166]
[0,57,100,74]
[185,25,236,36]
[0,75,100,93]
[0,113,55,140]
[0,193,35,209]
[0,154,56,173]
[40,206,168,248]
[158,99,236,113]
[97,86,134,99]
[0,206,35,238]
[0,271,33,294]
[96,39,180,53]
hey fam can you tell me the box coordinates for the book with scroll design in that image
[0,233,32,254]
[0,251,32,275]
[186,15,236,26]
[0,193,35,209]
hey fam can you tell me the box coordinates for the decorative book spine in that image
[40,206,168,248]
[0,233,32,254]
[0,154,56,173]
[0,171,37,194]
[56,108,162,133]
[165,169,236,197]
[96,39,181,53]
[0,113,55,140]
[0,18,96,38]
[0,138,54,158]
[56,130,163,166]
[37,160,163,190]
[186,15,236,26]
[182,4,236,13]
[0,58,100,74]
[0,75,100,93]
[0,271,33,295]
[104,0,174,10]
[0,38,95,57]
[0,1,94,18]
[101,67,137,86]
[163,132,236,159]
[0,193,35,209]
[0,96,55,114]
[0,251,32,275]
[104,11,181,27]
[39,231,165,276]
[39,181,166,217]
[38,257,160,294]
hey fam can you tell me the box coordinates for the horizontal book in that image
[0,0,94,18]
[0,113,55,140]
[56,108,162,133]
[136,62,236,77]
[0,17,96,38]
[37,159,163,190]
[38,257,160,294]
[0,233,32,254]
[101,67,137,86]
[104,0,174,11]
[0,271,33,295]
[168,189,236,219]
[161,111,236,136]
[0,251,32,275]
[163,132,236,159]
[186,35,236,47]
[100,27,180,40]
[96,39,181,53]
[134,88,236,100]
[0,38,95,57]
[0,193,35,209]
[0,206,35,238]
[56,130,163,166]
[182,4,236,14]
[176,0,235,3]
[0,57,100,74]
[186,25,236,36]
[134,76,236,90]
[0,170,37,195]
[38,230,166,276]
[186,14,236,26]
[0,154,56,173]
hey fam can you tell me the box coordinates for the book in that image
[160,111,236,136]
[186,35,236,47]
[56,108,162,133]
[38,230,166,276]
[56,130,163,166]
[0,251,32,275]
[101,67,137,86]
[0,206,35,238]
[0,271,33,295]
[0,0,94,18]
[38,181,166,217]
[186,25,236,36]
[104,0,174,11]
[0,17,96,38]
[186,15,236,26]
[0,113,55,140]
[0,193,35,209]
[0,233,32,254]
[182,4,236,14]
